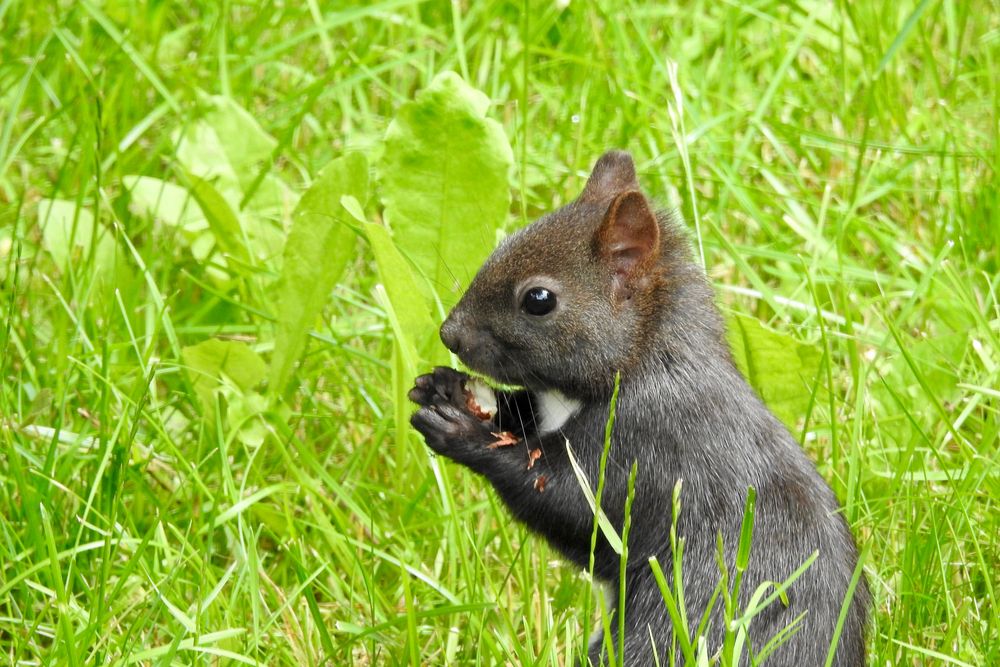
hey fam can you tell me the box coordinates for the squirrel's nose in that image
[440,315,464,354]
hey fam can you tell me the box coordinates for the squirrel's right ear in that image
[580,150,639,203]
[595,190,660,296]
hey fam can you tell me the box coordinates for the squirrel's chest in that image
[535,390,583,435]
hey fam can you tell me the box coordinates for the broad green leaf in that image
[269,152,369,394]
[122,176,206,232]
[726,314,821,429]
[156,23,196,68]
[201,95,277,193]
[184,174,252,267]
[226,391,270,448]
[38,199,119,280]
[340,194,366,224]
[365,222,438,374]
[173,120,231,185]
[182,338,267,418]
[170,125,286,268]
[379,71,513,310]
[123,174,256,275]
[173,96,291,212]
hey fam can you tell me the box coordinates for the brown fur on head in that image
[440,150,694,398]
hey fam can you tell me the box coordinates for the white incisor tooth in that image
[466,377,498,418]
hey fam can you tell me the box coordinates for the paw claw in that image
[409,373,438,406]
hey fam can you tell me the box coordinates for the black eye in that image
[522,287,557,316]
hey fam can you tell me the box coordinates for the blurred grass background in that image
[1,1,998,664]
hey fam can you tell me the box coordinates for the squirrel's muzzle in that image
[440,313,465,355]
[441,304,506,380]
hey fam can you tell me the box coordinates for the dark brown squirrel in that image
[409,151,868,666]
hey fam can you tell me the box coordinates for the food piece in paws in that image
[464,377,498,421]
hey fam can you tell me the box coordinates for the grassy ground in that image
[2,1,998,665]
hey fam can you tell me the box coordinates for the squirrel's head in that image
[441,150,693,398]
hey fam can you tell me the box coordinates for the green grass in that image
[2,0,998,664]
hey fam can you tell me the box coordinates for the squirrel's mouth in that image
[453,348,507,383]
[450,342,524,388]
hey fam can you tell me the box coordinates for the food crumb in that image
[526,448,541,469]
[488,431,519,449]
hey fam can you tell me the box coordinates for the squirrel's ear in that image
[580,150,639,202]
[596,191,660,287]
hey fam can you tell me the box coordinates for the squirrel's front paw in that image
[410,403,493,459]
[409,367,500,462]
[408,366,469,409]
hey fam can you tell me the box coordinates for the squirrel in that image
[409,150,868,666]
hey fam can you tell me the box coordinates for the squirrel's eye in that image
[522,287,557,316]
